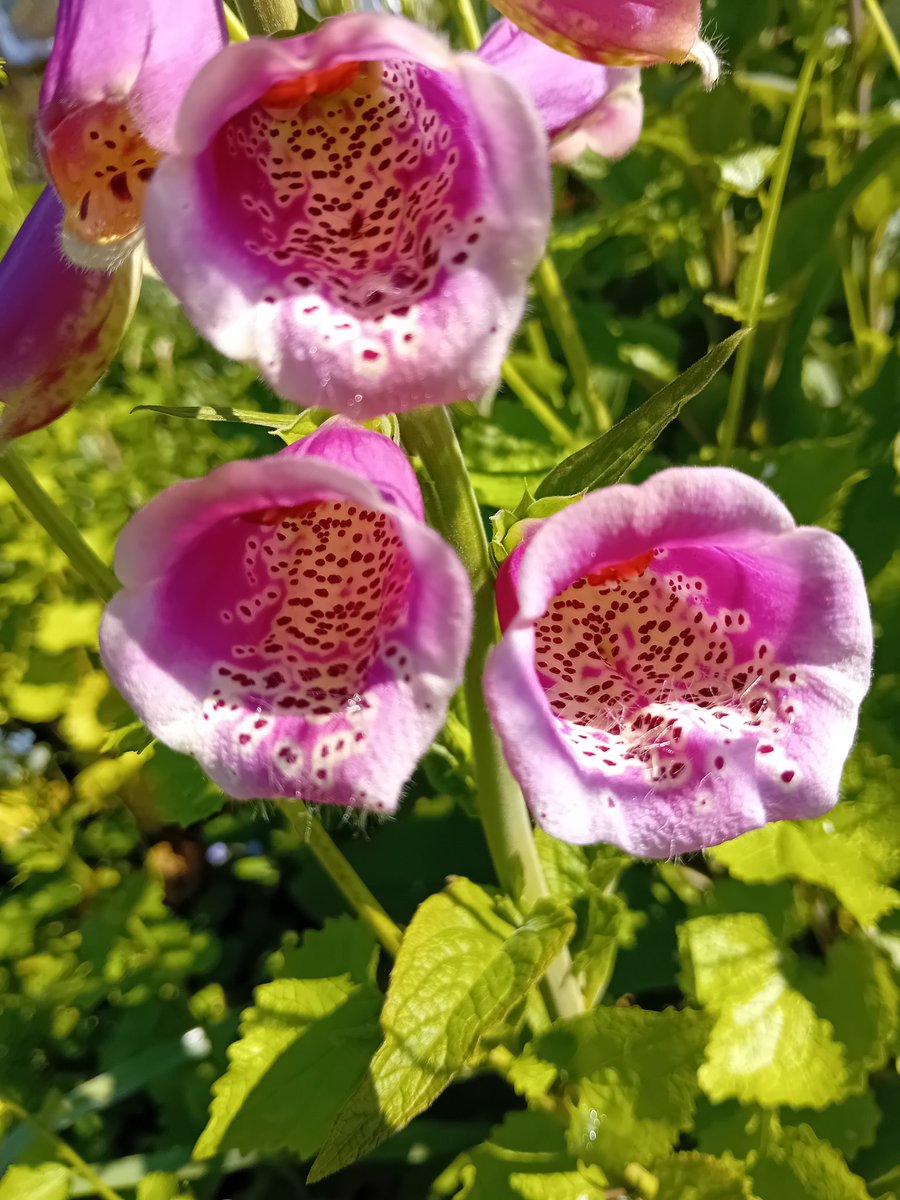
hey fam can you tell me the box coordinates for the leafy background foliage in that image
[1,0,898,1195]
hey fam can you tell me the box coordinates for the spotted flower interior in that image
[207,58,485,375]
[44,100,160,250]
[162,496,419,808]
[533,545,803,804]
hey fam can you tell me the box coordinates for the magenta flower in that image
[479,20,643,164]
[490,0,719,88]
[142,13,551,419]
[38,0,226,265]
[0,190,140,441]
[485,469,872,857]
[99,421,472,813]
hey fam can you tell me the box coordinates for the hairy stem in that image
[718,16,830,461]
[280,803,404,956]
[399,407,583,1019]
[0,446,119,602]
[234,0,297,34]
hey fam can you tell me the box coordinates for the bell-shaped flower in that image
[0,190,140,440]
[38,0,226,266]
[489,0,719,88]
[479,20,643,164]
[142,13,551,419]
[99,420,473,813]
[485,468,872,858]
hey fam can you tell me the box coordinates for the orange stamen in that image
[586,549,656,587]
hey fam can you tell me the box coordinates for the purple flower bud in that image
[142,14,552,418]
[99,420,473,814]
[485,469,872,857]
[490,0,720,88]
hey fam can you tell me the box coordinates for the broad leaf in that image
[0,1166,69,1200]
[649,1151,757,1199]
[535,331,747,498]
[194,917,381,1160]
[679,914,848,1108]
[751,1124,875,1200]
[309,879,575,1181]
[539,1006,711,1174]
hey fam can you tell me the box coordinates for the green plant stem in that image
[0,446,118,602]
[448,0,611,438]
[534,256,613,434]
[233,0,297,33]
[280,803,404,956]
[2,1099,126,1200]
[717,18,829,461]
[862,0,900,76]
[398,407,583,1020]
[501,360,579,449]
[223,3,250,40]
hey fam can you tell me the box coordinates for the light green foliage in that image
[309,880,575,1180]
[750,1123,876,1200]
[679,914,848,1108]
[431,1111,608,1199]
[195,917,381,1159]
[648,1151,757,1199]
[0,1166,70,1200]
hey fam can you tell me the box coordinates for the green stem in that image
[223,3,250,40]
[0,446,118,602]
[862,0,900,77]
[451,0,483,50]
[534,256,613,434]
[3,1099,125,1200]
[718,17,829,461]
[234,0,297,34]
[398,407,583,1019]
[501,360,579,450]
[280,803,403,957]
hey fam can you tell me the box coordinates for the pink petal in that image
[0,189,139,440]
[100,428,472,813]
[479,19,643,160]
[143,13,551,418]
[485,468,872,857]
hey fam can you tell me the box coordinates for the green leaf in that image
[648,1151,757,1199]
[309,879,575,1182]
[783,1091,882,1163]
[750,1123,875,1200]
[542,1006,711,1175]
[679,914,848,1108]
[431,1111,608,1200]
[136,1175,185,1200]
[796,937,898,1091]
[131,404,301,430]
[711,748,900,927]
[0,1165,69,1200]
[535,331,747,498]
[194,917,381,1160]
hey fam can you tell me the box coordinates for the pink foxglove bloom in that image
[490,0,719,88]
[479,20,643,164]
[485,469,872,857]
[38,0,226,266]
[0,190,140,440]
[143,13,551,418]
[99,421,472,813]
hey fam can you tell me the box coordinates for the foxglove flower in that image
[479,20,643,164]
[0,190,140,440]
[143,13,551,418]
[39,0,226,265]
[485,469,872,857]
[490,0,719,88]
[99,421,472,813]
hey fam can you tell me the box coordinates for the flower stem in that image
[2,1098,125,1200]
[399,407,583,1019]
[501,360,580,450]
[233,0,296,34]
[0,446,118,602]
[534,256,613,434]
[223,3,250,40]
[280,802,403,956]
[718,17,829,461]
[862,0,900,76]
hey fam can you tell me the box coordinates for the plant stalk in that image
[280,803,404,956]
[717,17,829,461]
[0,446,119,602]
[2,1099,126,1200]
[862,0,900,77]
[399,407,583,1019]
[234,0,297,34]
